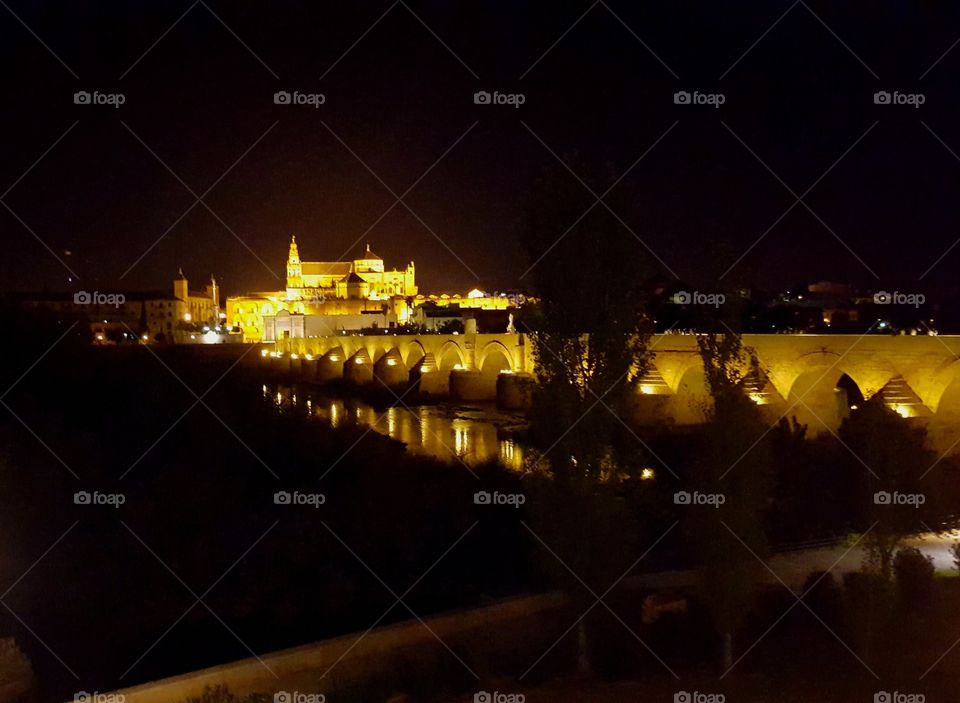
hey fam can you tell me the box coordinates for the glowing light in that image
[261,349,269,357]
[467,288,485,299]
[354,357,364,364]
[640,468,656,481]
[290,353,299,360]
[141,334,149,341]
[420,365,429,373]
[748,392,764,405]
[305,354,314,361]
[640,385,654,395]
[453,364,464,370]
[386,358,397,366]
[184,312,192,322]
[329,356,339,362]
[95,333,104,341]
[850,404,858,410]
[892,404,914,418]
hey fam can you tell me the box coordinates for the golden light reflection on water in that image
[268,385,525,470]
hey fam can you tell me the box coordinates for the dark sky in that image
[2,1,960,299]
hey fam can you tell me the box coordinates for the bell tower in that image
[286,235,303,295]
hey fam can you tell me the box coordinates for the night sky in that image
[2,1,960,299]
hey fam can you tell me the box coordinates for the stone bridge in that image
[634,333,960,453]
[269,333,534,404]
[263,332,960,453]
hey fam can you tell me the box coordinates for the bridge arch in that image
[402,340,428,369]
[437,341,466,372]
[668,361,711,425]
[478,341,514,375]
[782,352,898,434]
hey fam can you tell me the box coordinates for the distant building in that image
[226,237,529,342]
[6,270,231,344]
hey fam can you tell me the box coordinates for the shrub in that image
[951,541,960,574]
[893,547,935,603]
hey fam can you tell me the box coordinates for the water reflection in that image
[266,384,526,470]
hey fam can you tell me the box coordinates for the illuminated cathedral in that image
[226,236,514,342]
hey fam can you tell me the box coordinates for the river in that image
[265,383,528,470]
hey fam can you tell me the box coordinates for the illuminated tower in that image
[286,235,303,297]
[173,268,188,302]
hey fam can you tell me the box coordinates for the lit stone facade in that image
[226,237,517,342]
